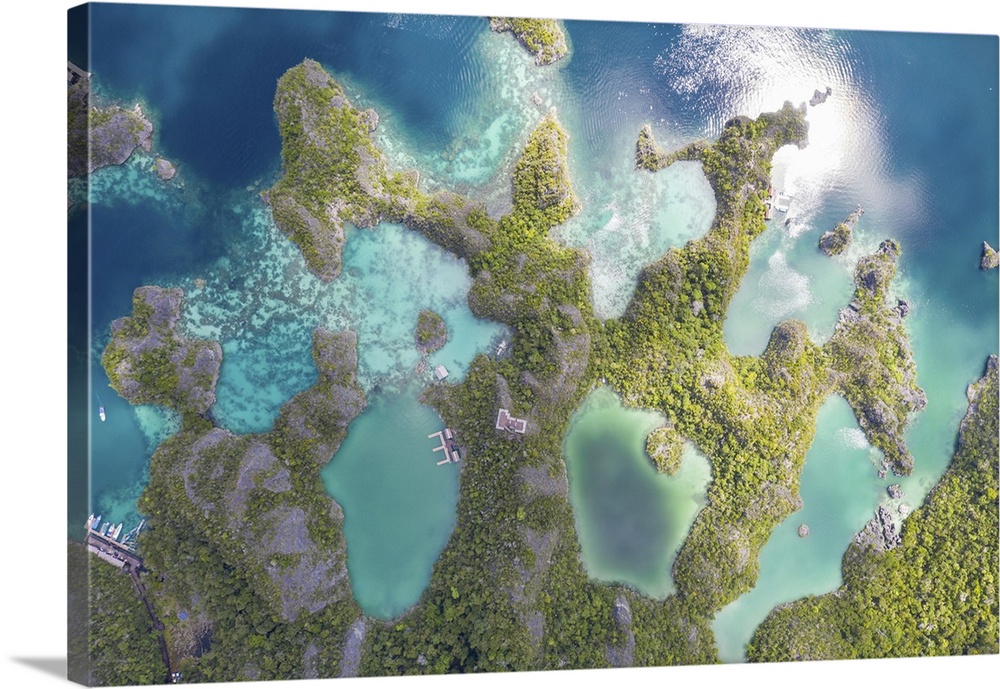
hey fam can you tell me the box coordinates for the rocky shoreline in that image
[819,206,863,256]
[824,240,926,475]
[980,241,999,270]
[489,17,568,66]
[101,286,222,416]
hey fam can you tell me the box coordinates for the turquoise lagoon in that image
[83,7,997,647]
[562,387,711,598]
[711,395,886,661]
[322,390,461,620]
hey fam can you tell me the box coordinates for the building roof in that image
[496,408,527,434]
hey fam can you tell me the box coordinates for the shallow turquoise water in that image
[178,206,504,436]
[712,395,884,662]
[321,389,460,619]
[562,386,711,598]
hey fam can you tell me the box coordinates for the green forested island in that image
[748,355,998,660]
[87,48,997,683]
[488,17,568,65]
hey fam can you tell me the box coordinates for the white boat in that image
[99,406,106,422]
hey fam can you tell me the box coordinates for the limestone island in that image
[155,157,177,181]
[67,67,178,196]
[825,239,926,475]
[980,241,999,270]
[102,291,369,677]
[819,206,863,256]
[263,59,492,282]
[645,425,684,475]
[415,309,448,354]
[101,286,222,418]
[809,86,833,106]
[489,17,569,65]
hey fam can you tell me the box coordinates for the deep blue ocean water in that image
[78,3,997,637]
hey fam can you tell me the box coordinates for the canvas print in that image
[67,2,999,685]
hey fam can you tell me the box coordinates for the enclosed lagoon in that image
[562,386,711,598]
[321,389,460,619]
[712,395,889,661]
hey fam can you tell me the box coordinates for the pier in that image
[428,428,462,464]
[85,515,174,682]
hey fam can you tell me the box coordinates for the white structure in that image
[495,408,527,434]
[434,365,449,381]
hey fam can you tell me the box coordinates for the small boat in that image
[99,406,106,422]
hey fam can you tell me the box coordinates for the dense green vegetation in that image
[823,240,925,475]
[265,60,492,282]
[101,286,222,423]
[819,222,852,255]
[610,108,831,614]
[361,100,632,674]
[105,318,365,680]
[415,309,448,353]
[488,17,568,65]
[819,206,862,256]
[645,426,684,475]
[748,356,999,661]
[81,548,167,685]
[102,54,988,682]
[610,113,927,618]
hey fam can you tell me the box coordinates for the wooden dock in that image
[428,429,461,464]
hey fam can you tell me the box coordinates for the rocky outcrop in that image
[101,286,222,415]
[798,524,810,538]
[887,484,905,499]
[261,505,351,621]
[489,17,568,65]
[339,617,367,678]
[155,158,176,181]
[854,505,901,552]
[819,206,863,256]
[809,86,833,106]
[825,240,926,475]
[980,241,999,270]
[605,594,636,668]
[88,103,154,173]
